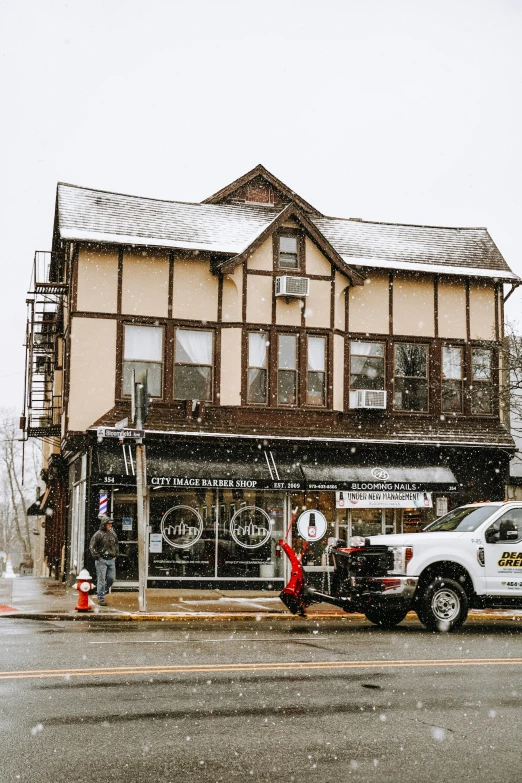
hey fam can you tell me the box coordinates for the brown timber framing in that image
[63,236,507,445]
[215,202,365,286]
[202,163,322,216]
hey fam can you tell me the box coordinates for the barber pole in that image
[99,492,108,517]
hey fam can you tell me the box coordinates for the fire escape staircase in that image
[22,251,68,438]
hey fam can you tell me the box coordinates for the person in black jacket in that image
[89,515,119,605]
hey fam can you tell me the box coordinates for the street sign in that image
[97,427,144,440]
[115,417,129,430]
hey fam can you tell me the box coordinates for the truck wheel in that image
[364,605,408,629]
[417,577,468,632]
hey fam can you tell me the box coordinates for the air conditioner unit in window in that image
[275,276,310,298]
[349,390,387,409]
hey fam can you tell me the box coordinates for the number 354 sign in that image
[297,510,327,542]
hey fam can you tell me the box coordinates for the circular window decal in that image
[229,506,273,549]
[297,509,328,542]
[160,505,204,549]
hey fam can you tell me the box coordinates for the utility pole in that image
[132,372,149,613]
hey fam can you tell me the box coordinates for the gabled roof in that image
[57,182,276,255]
[218,203,365,285]
[202,164,322,216]
[315,217,515,279]
[54,170,519,282]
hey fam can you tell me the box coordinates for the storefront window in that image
[148,489,285,580]
[149,490,215,578]
[351,508,383,538]
[217,490,285,579]
[290,492,337,566]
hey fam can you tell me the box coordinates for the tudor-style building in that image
[23,165,520,586]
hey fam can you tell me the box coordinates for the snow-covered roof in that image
[315,217,516,280]
[56,182,518,280]
[57,184,275,255]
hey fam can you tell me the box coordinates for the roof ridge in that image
[317,215,488,231]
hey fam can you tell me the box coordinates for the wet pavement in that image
[2,578,522,628]
[2,617,522,782]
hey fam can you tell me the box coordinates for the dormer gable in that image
[202,164,322,216]
[214,201,365,286]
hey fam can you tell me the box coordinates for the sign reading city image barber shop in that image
[149,477,304,490]
[336,492,433,509]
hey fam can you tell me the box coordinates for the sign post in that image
[96,371,150,612]
[134,379,148,613]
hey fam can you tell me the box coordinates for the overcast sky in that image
[1,0,521,412]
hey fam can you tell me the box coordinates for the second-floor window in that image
[307,336,326,406]
[471,347,493,414]
[247,332,268,404]
[442,346,463,413]
[394,343,428,411]
[174,329,213,401]
[278,334,298,405]
[350,341,385,390]
[122,324,163,397]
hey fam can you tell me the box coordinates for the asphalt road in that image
[1,617,522,783]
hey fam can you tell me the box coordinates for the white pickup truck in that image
[279,501,522,631]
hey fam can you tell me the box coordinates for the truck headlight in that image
[388,546,413,574]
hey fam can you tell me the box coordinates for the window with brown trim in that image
[276,231,302,271]
[277,334,298,405]
[122,324,163,397]
[471,347,493,414]
[247,332,268,404]
[306,335,326,406]
[174,328,213,401]
[350,341,385,390]
[442,345,463,413]
[394,343,428,411]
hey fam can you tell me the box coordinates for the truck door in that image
[484,508,522,596]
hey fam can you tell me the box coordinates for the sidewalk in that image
[0,576,346,621]
[2,577,522,623]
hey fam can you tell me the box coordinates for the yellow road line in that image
[2,657,522,680]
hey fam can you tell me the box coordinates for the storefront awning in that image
[94,443,458,493]
[301,463,458,492]
[95,444,305,490]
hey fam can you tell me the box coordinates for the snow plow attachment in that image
[278,539,311,616]
[278,539,357,616]
[278,539,378,616]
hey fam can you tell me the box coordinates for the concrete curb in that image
[2,610,522,623]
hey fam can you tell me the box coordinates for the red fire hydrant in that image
[74,568,94,612]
